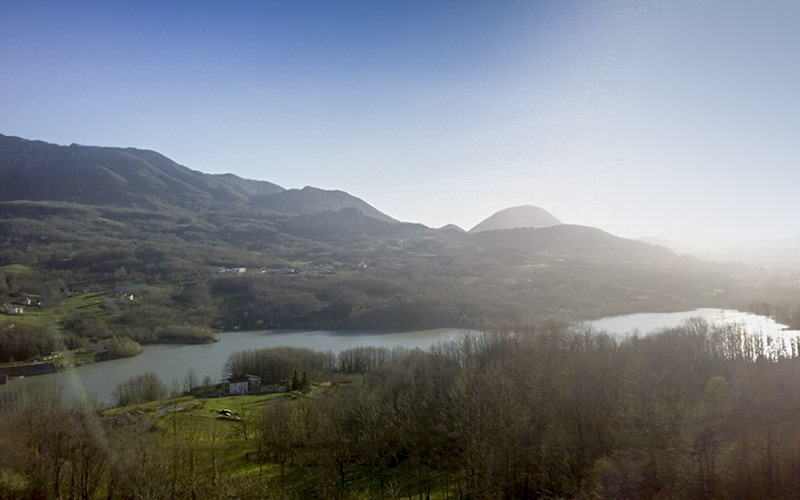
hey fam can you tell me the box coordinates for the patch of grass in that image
[59,292,108,317]
[104,393,292,480]
[0,264,33,275]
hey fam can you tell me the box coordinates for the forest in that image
[4,138,800,498]
[4,319,800,499]
[4,196,800,365]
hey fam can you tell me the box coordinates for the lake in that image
[5,308,798,406]
[586,308,798,337]
[4,328,467,406]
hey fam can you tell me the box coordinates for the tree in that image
[300,371,308,392]
[183,367,199,394]
[113,372,167,406]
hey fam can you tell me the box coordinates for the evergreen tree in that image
[300,371,308,392]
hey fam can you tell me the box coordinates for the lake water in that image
[5,309,799,406]
[586,308,798,337]
[4,328,466,406]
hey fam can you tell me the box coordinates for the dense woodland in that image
[5,135,800,498]
[4,197,800,364]
[3,136,800,364]
[4,322,800,498]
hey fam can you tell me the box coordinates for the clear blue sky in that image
[2,0,798,241]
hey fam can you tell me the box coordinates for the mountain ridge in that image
[0,133,771,336]
[470,224,679,263]
[0,133,683,266]
[0,133,392,221]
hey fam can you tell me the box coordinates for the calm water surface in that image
[7,309,799,406]
[587,308,799,337]
[7,328,466,406]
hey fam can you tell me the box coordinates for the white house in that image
[224,374,261,395]
[4,305,24,315]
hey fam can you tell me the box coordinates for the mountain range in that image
[0,133,778,333]
[0,133,667,257]
[0,134,661,252]
[0,134,393,222]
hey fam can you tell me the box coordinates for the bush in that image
[99,336,143,358]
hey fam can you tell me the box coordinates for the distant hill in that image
[642,235,800,269]
[0,132,765,335]
[0,134,393,221]
[437,224,466,234]
[469,205,562,233]
[471,225,678,263]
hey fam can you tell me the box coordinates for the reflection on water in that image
[6,309,799,407]
[4,328,466,406]
[587,308,799,337]
[588,308,800,361]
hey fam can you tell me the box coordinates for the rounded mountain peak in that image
[469,205,562,233]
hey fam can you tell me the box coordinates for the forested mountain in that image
[473,224,679,263]
[0,134,391,220]
[1,134,798,362]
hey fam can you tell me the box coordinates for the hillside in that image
[251,186,397,223]
[0,134,392,221]
[1,133,796,362]
[472,225,678,263]
[469,205,562,233]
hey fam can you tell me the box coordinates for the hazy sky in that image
[2,1,798,241]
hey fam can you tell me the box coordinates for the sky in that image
[1,0,799,242]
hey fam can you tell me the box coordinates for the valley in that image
[2,135,800,498]
[2,134,800,368]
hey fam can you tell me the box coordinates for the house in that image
[4,305,24,315]
[223,374,261,395]
[13,296,41,307]
[215,267,246,274]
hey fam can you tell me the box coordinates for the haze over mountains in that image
[1,132,798,335]
[0,133,631,247]
[0,135,789,270]
[641,236,800,270]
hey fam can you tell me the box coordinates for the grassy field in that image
[0,264,34,276]
[104,392,300,480]
[2,291,107,332]
[99,387,458,499]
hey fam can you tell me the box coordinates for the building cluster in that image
[2,295,41,316]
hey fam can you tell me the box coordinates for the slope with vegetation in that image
[1,133,799,366]
[4,321,800,498]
